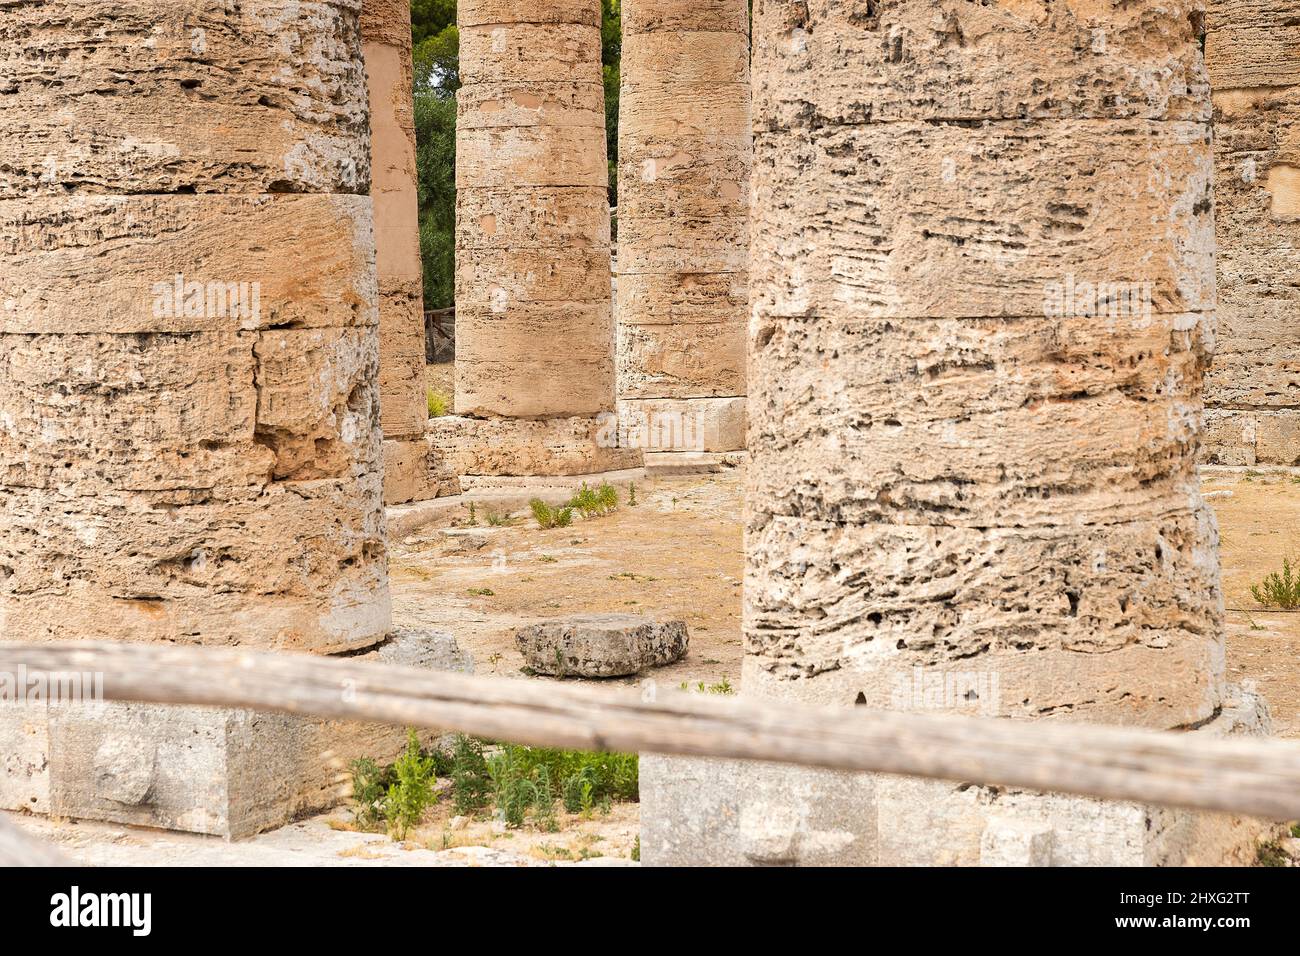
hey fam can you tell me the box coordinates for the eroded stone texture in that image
[515,615,689,677]
[746,0,1223,731]
[1204,5,1300,465]
[363,1,429,505]
[0,1,389,651]
[0,1,370,197]
[455,0,614,420]
[427,415,639,479]
[616,1,751,452]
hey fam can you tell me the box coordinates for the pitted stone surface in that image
[515,615,689,677]
[0,1,389,652]
[616,1,750,452]
[1204,6,1300,466]
[428,415,640,478]
[0,1,370,198]
[746,0,1223,734]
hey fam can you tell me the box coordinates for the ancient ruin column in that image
[438,0,639,484]
[0,1,390,652]
[1203,6,1300,466]
[616,0,751,456]
[363,1,434,504]
[723,0,1224,865]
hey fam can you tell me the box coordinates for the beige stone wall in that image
[616,0,751,453]
[363,1,433,504]
[1204,5,1300,465]
[455,0,615,419]
[745,0,1223,730]
[0,1,390,652]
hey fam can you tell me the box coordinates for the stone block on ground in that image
[0,629,474,839]
[515,614,688,677]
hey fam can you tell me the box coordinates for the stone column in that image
[438,0,640,485]
[0,1,390,653]
[363,1,434,504]
[1203,5,1300,466]
[616,0,751,455]
[641,0,1256,869]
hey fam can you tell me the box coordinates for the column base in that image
[427,414,643,480]
[1203,408,1300,467]
[0,628,472,840]
[616,397,747,453]
[640,683,1277,867]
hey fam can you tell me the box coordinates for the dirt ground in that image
[1204,470,1300,738]
[390,470,745,692]
[390,466,1299,739]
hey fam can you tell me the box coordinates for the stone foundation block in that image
[640,684,1275,867]
[0,629,471,839]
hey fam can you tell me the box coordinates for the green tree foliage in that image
[408,2,622,309]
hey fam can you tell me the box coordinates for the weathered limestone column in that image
[437,0,640,484]
[616,0,751,455]
[0,1,439,838]
[0,3,390,652]
[363,0,434,504]
[643,0,1266,869]
[1203,6,1300,466]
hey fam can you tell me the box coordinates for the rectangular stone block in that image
[457,126,609,189]
[458,82,607,130]
[748,313,1210,528]
[2,630,474,839]
[460,0,600,29]
[377,289,431,441]
[459,23,602,85]
[617,321,746,399]
[622,30,750,86]
[753,0,1210,128]
[0,196,378,335]
[618,215,748,275]
[744,512,1225,729]
[428,415,641,478]
[616,272,747,326]
[751,120,1215,323]
[382,438,434,506]
[1255,410,1300,466]
[620,84,750,139]
[623,0,750,35]
[458,187,611,251]
[639,754,876,867]
[1206,2,1300,88]
[457,248,612,307]
[1202,409,1258,467]
[0,474,391,652]
[618,138,750,220]
[0,700,49,815]
[0,0,370,198]
[616,397,747,453]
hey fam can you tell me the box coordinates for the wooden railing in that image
[2,641,1299,865]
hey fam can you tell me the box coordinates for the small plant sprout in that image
[1251,557,1300,610]
[427,388,451,419]
[530,498,574,529]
